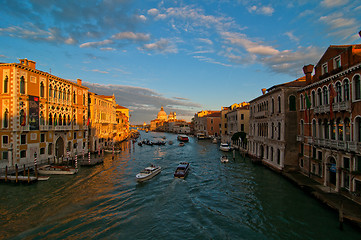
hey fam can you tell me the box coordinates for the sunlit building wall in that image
[0,59,88,168]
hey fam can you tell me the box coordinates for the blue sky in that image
[1,0,360,124]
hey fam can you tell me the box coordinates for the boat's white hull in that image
[136,168,161,182]
[219,147,230,152]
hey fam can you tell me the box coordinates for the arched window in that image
[59,114,63,126]
[40,82,45,98]
[73,91,76,104]
[3,109,9,128]
[355,75,361,100]
[344,79,350,101]
[49,85,53,98]
[337,118,343,141]
[68,115,71,125]
[20,109,26,126]
[49,113,53,125]
[59,88,62,99]
[300,120,304,136]
[83,115,86,125]
[278,122,281,140]
[278,96,281,113]
[317,88,322,106]
[83,94,86,105]
[345,118,350,141]
[324,119,329,139]
[318,119,323,139]
[323,86,329,105]
[20,76,25,94]
[336,82,342,103]
[330,120,336,140]
[271,98,274,113]
[67,90,70,101]
[312,119,317,138]
[311,90,316,107]
[63,89,66,100]
[277,149,281,165]
[4,76,8,93]
[54,87,57,98]
[289,95,296,111]
[40,111,45,125]
[300,94,304,110]
[54,113,57,126]
[356,117,361,142]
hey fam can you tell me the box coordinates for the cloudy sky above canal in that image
[1,0,361,124]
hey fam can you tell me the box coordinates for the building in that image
[193,110,221,138]
[248,77,306,172]
[221,102,250,144]
[150,106,177,131]
[114,105,129,142]
[297,44,361,198]
[0,59,88,168]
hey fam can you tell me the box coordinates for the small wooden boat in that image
[219,143,231,152]
[168,140,174,145]
[37,176,50,181]
[138,142,143,146]
[220,155,229,163]
[38,165,78,175]
[179,142,185,147]
[136,165,161,182]
[174,162,190,179]
[177,134,189,142]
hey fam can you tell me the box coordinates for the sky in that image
[1,0,361,124]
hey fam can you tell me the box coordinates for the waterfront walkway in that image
[283,171,361,229]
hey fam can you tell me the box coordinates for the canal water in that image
[1,131,360,240]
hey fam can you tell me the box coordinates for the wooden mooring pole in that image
[5,166,8,182]
[15,164,18,183]
[339,201,344,230]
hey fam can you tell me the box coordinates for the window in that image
[54,86,57,98]
[41,133,45,142]
[289,95,296,111]
[300,120,304,136]
[241,124,244,131]
[357,117,361,142]
[40,112,45,125]
[336,82,342,102]
[355,75,361,100]
[40,147,45,155]
[20,109,26,126]
[334,56,341,69]
[271,99,274,113]
[2,151,8,160]
[4,76,8,93]
[3,135,9,144]
[3,109,9,128]
[311,91,316,107]
[337,118,343,141]
[312,147,316,159]
[300,143,304,154]
[83,94,86,105]
[20,150,26,158]
[312,120,316,137]
[20,76,25,94]
[278,96,281,113]
[278,122,281,140]
[345,118,350,141]
[49,85,53,98]
[317,88,322,106]
[330,120,336,140]
[322,63,328,75]
[74,132,77,139]
[318,151,322,161]
[73,91,76,103]
[21,134,26,144]
[324,120,329,139]
[300,94,304,110]
[40,82,44,97]
[49,113,53,125]
[344,79,350,101]
[241,114,244,120]
[343,157,350,170]
[322,86,329,105]
[277,149,280,165]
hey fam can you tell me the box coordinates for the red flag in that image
[329,84,336,119]
[87,118,90,126]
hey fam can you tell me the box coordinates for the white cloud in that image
[111,32,150,41]
[80,39,113,48]
[140,39,178,54]
[321,0,347,7]
[248,5,274,16]
[284,32,299,42]
[197,38,213,45]
[319,13,355,29]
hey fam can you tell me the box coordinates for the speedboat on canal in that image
[177,134,189,142]
[219,143,231,152]
[136,164,161,182]
[220,155,229,163]
[174,162,190,179]
[179,142,185,147]
[38,165,78,175]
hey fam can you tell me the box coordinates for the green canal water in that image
[1,131,360,239]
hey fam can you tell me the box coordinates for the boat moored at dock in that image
[38,165,78,175]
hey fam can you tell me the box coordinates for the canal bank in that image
[282,171,361,230]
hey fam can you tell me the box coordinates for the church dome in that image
[157,106,167,120]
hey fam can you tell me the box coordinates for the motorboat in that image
[104,149,121,154]
[168,140,174,145]
[38,165,78,175]
[212,138,217,144]
[136,165,161,182]
[179,142,185,147]
[196,133,206,140]
[220,155,229,163]
[177,135,189,142]
[174,162,190,179]
[138,142,143,146]
[219,143,231,152]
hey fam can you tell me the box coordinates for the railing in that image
[253,110,269,118]
[314,101,351,114]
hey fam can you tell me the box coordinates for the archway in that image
[55,137,65,159]
[260,145,264,159]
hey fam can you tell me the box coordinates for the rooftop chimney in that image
[303,64,314,85]
[261,88,267,95]
[77,78,82,85]
[19,58,36,69]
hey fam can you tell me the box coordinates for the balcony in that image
[312,138,361,153]
[253,110,269,118]
[313,101,351,114]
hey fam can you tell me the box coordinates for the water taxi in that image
[220,155,229,163]
[136,165,161,182]
[38,165,78,175]
[219,143,231,152]
[174,162,190,179]
[177,134,189,142]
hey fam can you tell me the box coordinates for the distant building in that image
[248,77,306,172]
[193,110,221,138]
[150,106,178,131]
